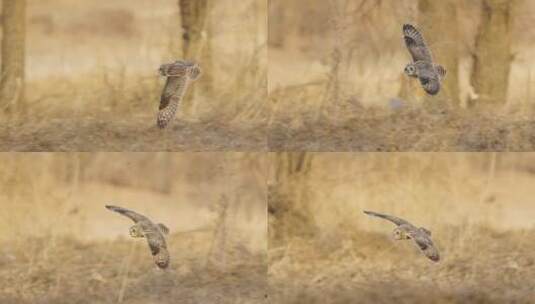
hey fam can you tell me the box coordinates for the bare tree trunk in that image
[268,0,286,48]
[178,0,211,117]
[470,0,512,107]
[207,195,230,270]
[1,0,26,114]
[268,152,316,247]
[200,13,213,94]
[179,0,209,60]
[399,0,460,108]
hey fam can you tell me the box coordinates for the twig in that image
[117,240,136,303]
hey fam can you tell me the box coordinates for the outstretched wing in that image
[434,64,447,81]
[403,24,433,63]
[409,231,440,262]
[145,230,169,268]
[105,205,151,223]
[363,210,411,226]
[157,223,170,235]
[157,75,189,129]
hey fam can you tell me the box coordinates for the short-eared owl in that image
[157,60,201,129]
[106,205,170,268]
[403,24,446,95]
[363,210,440,262]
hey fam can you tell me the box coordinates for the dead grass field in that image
[268,153,535,303]
[269,101,535,151]
[268,1,535,151]
[0,153,267,303]
[269,228,534,304]
[0,0,267,151]
[0,234,266,304]
[2,115,266,151]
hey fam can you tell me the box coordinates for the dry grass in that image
[269,228,534,304]
[269,99,535,151]
[0,153,267,303]
[2,115,266,151]
[0,234,266,304]
[268,0,535,151]
[268,153,535,303]
[0,0,267,151]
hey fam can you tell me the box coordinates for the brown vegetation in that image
[269,0,535,151]
[0,0,267,151]
[268,153,535,303]
[471,0,513,107]
[0,153,267,303]
[0,0,26,113]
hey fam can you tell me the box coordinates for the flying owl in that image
[363,210,440,262]
[106,205,170,268]
[157,60,201,129]
[402,24,446,95]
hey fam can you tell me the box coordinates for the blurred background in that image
[0,0,267,151]
[0,153,267,303]
[268,152,535,303]
[268,0,535,151]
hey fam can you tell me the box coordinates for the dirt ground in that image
[0,232,267,304]
[0,115,267,151]
[269,106,535,151]
[268,227,534,304]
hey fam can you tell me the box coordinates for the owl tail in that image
[157,103,179,129]
[157,109,175,129]
[153,248,170,269]
[157,115,170,129]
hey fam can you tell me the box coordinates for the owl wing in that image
[419,76,441,95]
[408,230,440,262]
[105,205,151,223]
[403,24,433,63]
[363,210,411,226]
[145,229,169,268]
[159,76,185,110]
[157,223,170,235]
[434,64,447,81]
[157,75,189,129]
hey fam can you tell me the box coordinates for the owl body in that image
[364,210,440,262]
[106,205,171,269]
[159,60,201,79]
[393,225,413,240]
[402,24,446,96]
[157,60,201,128]
[157,76,190,128]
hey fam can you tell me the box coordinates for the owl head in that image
[393,227,409,240]
[129,225,144,238]
[158,60,201,80]
[404,63,418,78]
[158,63,172,76]
[154,250,169,269]
[186,63,202,80]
